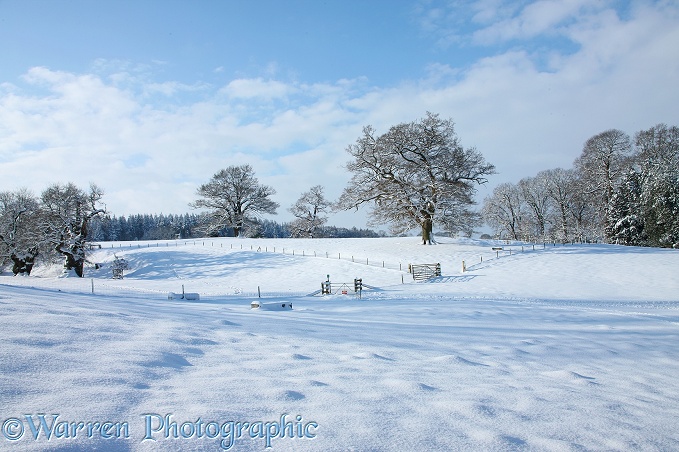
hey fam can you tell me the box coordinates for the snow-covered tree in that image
[191,164,279,237]
[606,169,645,245]
[574,129,633,235]
[568,175,601,242]
[518,174,552,242]
[288,185,332,238]
[633,124,679,247]
[634,123,679,169]
[543,168,577,242]
[0,189,41,275]
[482,182,526,240]
[604,124,679,248]
[636,161,679,248]
[40,183,106,277]
[337,113,495,243]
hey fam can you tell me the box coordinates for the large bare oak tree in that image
[192,164,278,237]
[338,113,495,243]
[41,183,106,277]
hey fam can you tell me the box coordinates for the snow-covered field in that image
[1,237,678,451]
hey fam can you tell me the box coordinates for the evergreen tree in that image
[606,169,645,246]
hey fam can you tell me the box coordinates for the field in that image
[1,237,678,451]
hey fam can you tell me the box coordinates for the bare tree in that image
[569,176,600,242]
[518,174,551,242]
[634,123,679,169]
[574,129,633,236]
[192,164,278,237]
[543,168,577,242]
[0,189,41,275]
[482,182,525,240]
[575,129,632,204]
[337,113,495,244]
[288,185,331,238]
[40,183,106,277]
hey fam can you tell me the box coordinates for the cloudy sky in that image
[1,0,678,228]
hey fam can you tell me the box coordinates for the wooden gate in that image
[409,263,441,281]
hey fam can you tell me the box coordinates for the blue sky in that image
[1,0,678,230]
[1,1,472,85]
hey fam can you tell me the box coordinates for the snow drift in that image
[1,237,678,451]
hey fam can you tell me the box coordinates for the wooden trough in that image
[251,301,293,310]
[168,292,200,301]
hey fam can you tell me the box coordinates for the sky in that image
[1,0,678,229]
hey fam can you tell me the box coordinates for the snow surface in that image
[1,237,678,451]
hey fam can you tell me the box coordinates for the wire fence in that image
[0,277,312,301]
[98,239,411,272]
[1,239,577,298]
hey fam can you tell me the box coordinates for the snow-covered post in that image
[461,261,466,273]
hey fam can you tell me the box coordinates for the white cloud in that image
[219,78,294,100]
[144,80,210,97]
[472,0,597,44]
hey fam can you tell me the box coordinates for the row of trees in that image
[6,113,670,278]
[88,213,203,242]
[0,182,384,276]
[190,165,343,239]
[192,114,496,244]
[86,213,384,242]
[482,124,679,247]
[0,183,105,276]
[2,112,498,278]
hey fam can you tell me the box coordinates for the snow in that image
[1,237,678,451]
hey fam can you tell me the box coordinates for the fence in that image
[97,239,556,276]
[97,239,410,273]
[0,277,311,301]
[409,263,442,281]
[2,239,582,299]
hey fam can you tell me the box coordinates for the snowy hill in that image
[1,237,678,451]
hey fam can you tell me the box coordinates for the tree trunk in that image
[421,218,433,245]
[10,252,37,276]
[63,251,85,277]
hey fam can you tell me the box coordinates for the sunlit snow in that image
[1,237,678,451]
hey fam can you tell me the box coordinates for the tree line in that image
[4,114,674,277]
[0,183,384,276]
[1,113,496,276]
[481,124,679,248]
[87,214,385,242]
[189,113,497,246]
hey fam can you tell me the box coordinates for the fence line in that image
[96,238,570,278]
[98,239,409,273]
[0,278,312,301]
[1,239,579,299]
